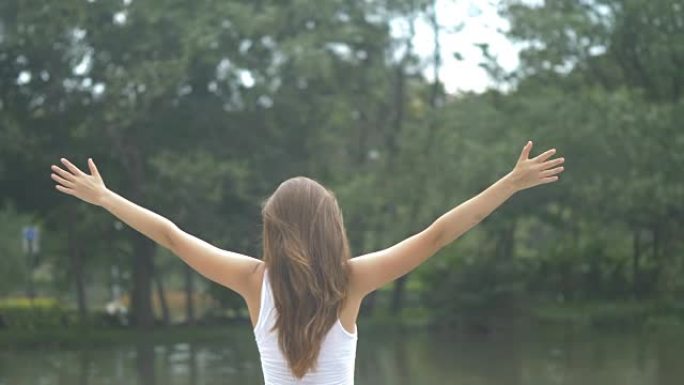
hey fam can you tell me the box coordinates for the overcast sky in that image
[395,0,526,94]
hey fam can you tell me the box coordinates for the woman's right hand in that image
[508,141,565,191]
[51,157,109,206]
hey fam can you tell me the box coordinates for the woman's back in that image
[253,269,358,384]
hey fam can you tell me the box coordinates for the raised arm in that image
[50,157,262,298]
[348,141,565,298]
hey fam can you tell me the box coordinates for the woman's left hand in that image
[51,157,108,206]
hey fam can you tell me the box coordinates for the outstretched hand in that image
[509,141,565,191]
[51,157,108,206]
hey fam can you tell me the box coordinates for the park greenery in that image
[0,0,682,336]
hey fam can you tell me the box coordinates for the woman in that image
[50,140,564,384]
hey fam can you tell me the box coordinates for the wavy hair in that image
[260,176,351,378]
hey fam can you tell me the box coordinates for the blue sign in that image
[22,226,40,254]
[23,226,38,241]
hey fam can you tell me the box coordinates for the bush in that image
[0,297,133,330]
[0,297,76,330]
[419,252,528,333]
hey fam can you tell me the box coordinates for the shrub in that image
[0,297,76,330]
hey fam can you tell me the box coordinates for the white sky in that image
[396,0,524,94]
[17,1,526,96]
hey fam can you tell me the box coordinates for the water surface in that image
[2,326,683,385]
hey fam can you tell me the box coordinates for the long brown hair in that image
[260,176,351,378]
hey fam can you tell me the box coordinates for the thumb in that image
[519,140,532,161]
[88,158,101,178]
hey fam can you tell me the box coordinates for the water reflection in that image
[136,342,155,385]
[78,349,89,385]
[1,327,684,385]
[189,343,198,385]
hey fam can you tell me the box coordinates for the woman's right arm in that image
[348,141,565,298]
[51,157,262,299]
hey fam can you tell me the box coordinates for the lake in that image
[1,325,683,385]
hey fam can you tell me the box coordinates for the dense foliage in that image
[0,0,682,329]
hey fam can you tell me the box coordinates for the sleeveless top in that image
[253,269,358,385]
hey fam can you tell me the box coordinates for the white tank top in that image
[253,269,358,385]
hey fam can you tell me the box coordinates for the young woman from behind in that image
[50,140,564,384]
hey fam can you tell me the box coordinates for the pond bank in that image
[2,300,684,347]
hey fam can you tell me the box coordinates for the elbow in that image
[163,221,179,251]
[426,222,445,253]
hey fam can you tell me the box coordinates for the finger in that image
[540,175,559,184]
[51,164,77,181]
[541,156,565,169]
[532,148,556,163]
[60,158,85,175]
[51,173,75,188]
[55,184,75,195]
[519,141,533,161]
[88,158,101,178]
[541,166,564,177]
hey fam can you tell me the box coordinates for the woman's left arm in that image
[51,157,262,298]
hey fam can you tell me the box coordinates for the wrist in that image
[501,172,521,195]
[97,188,116,208]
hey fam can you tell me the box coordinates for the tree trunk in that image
[127,143,156,329]
[390,275,407,314]
[130,232,156,328]
[72,247,88,323]
[185,265,196,325]
[104,123,157,329]
[495,219,517,260]
[632,228,642,298]
[153,263,170,326]
[652,223,661,291]
[651,222,670,295]
[389,3,445,315]
[369,15,417,318]
[67,206,88,323]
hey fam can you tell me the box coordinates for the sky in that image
[394,0,524,94]
[17,0,526,97]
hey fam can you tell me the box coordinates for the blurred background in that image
[1,0,683,384]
